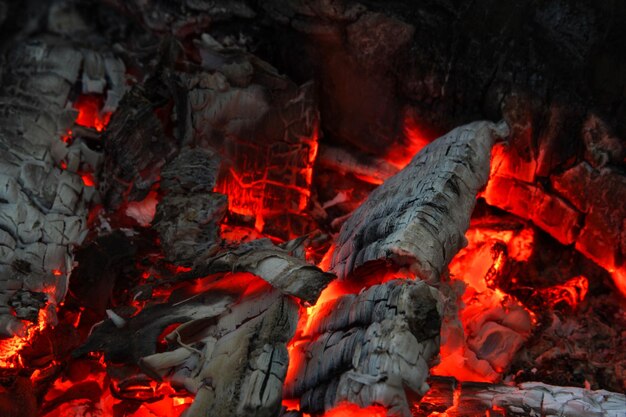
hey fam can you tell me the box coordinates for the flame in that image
[73,95,112,132]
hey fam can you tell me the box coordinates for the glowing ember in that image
[214,125,320,237]
[537,275,589,309]
[432,220,536,382]
[321,403,389,417]
[125,190,159,226]
[0,309,48,369]
[61,130,73,143]
[385,114,430,170]
[73,94,112,132]
[80,172,95,187]
[610,268,626,300]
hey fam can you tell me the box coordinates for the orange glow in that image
[52,269,63,276]
[385,114,430,170]
[214,124,320,237]
[611,268,626,300]
[81,173,95,187]
[537,275,589,309]
[321,403,389,417]
[73,95,112,132]
[0,308,49,368]
[61,130,73,143]
[433,220,536,382]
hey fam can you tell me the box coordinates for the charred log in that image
[331,121,508,282]
[418,377,626,417]
[0,34,124,337]
[285,279,443,417]
[174,35,320,239]
[100,80,176,210]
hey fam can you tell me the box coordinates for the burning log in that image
[317,143,400,184]
[285,279,443,417]
[175,35,320,239]
[77,274,299,417]
[331,121,509,282]
[419,377,626,417]
[175,239,335,305]
[0,36,124,338]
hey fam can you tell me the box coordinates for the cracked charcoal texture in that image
[0,33,124,337]
[331,121,507,282]
[285,279,443,417]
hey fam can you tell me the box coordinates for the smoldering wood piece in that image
[175,34,320,239]
[154,193,227,264]
[317,143,400,184]
[331,121,509,282]
[418,378,626,417]
[154,147,227,264]
[100,81,176,210]
[73,291,235,364]
[136,288,299,417]
[160,147,221,194]
[189,239,335,304]
[0,36,124,337]
[285,279,443,417]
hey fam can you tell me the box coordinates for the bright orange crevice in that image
[322,403,389,417]
[73,95,112,132]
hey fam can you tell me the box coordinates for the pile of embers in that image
[0,1,625,417]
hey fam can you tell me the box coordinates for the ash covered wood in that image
[183,239,335,305]
[154,147,227,264]
[170,289,298,417]
[418,378,626,417]
[285,279,443,417]
[174,35,320,239]
[331,121,508,282]
[77,278,299,417]
[0,35,124,336]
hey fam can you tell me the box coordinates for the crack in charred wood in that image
[0,35,125,337]
[151,239,335,305]
[331,121,509,283]
[286,279,443,417]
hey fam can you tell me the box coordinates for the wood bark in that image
[331,121,508,282]
[0,36,124,337]
[285,279,443,417]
